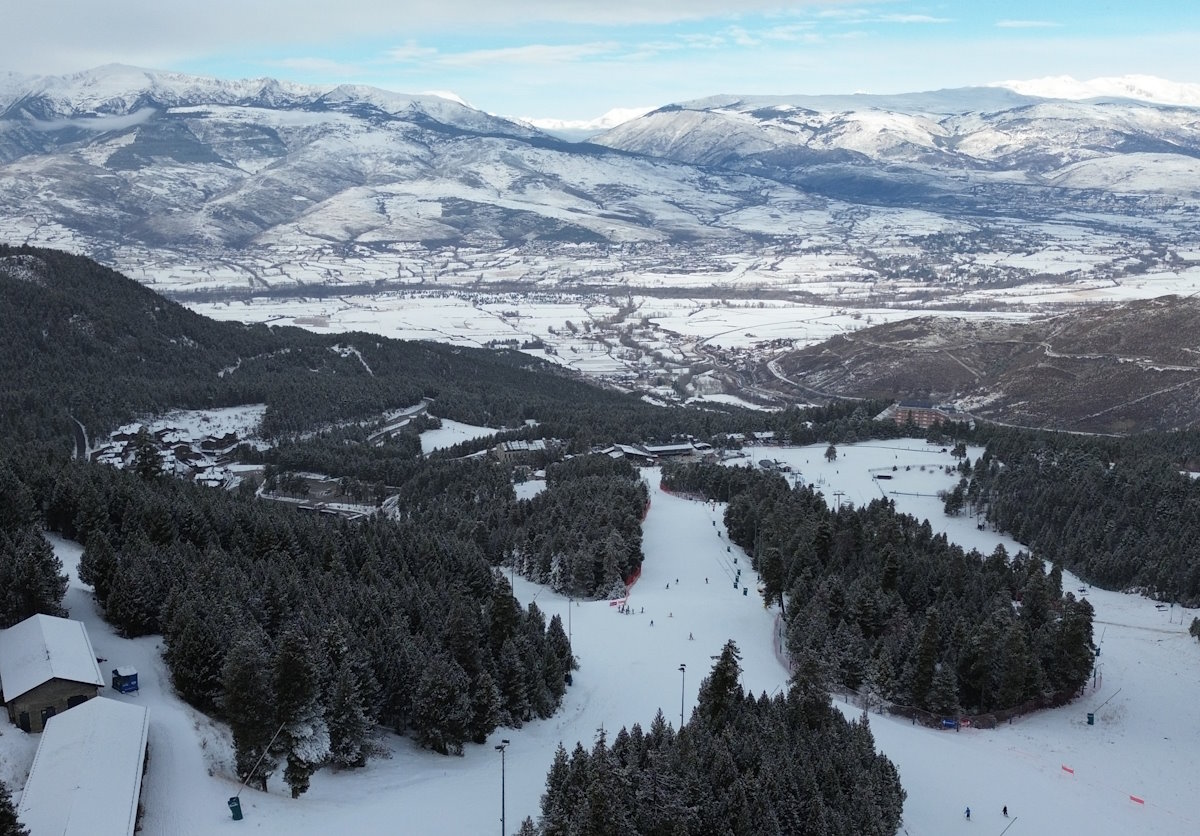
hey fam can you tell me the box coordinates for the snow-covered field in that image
[419,419,502,454]
[3,440,1198,834]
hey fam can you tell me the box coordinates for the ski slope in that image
[1,440,1197,834]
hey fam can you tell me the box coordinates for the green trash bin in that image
[1086,712,1094,726]
[228,796,243,821]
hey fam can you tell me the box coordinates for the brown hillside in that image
[770,296,1200,433]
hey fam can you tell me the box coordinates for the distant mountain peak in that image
[518,106,655,140]
[990,74,1200,107]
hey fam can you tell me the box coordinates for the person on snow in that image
[964,807,970,820]
[1002,806,1007,817]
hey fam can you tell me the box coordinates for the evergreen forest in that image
[4,245,1200,829]
[660,462,1096,719]
[522,642,905,836]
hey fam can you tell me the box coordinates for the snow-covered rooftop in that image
[17,696,150,836]
[0,614,104,702]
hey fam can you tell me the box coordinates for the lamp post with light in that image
[678,663,686,729]
[495,738,510,835]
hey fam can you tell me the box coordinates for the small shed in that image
[0,614,105,732]
[17,697,150,836]
[111,666,139,694]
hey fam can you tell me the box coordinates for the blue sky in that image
[8,1,1200,119]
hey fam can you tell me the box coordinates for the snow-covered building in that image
[17,697,150,835]
[0,614,105,732]
[597,444,658,465]
[493,438,561,463]
[876,400,972,429]
[643,442,700,458]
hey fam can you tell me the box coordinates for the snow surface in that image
[17,697,149,836]
[2,440,1197,835]
[0,614,104,702]
[418,419,501,454]
[109,405,268,443]
[992,75,1200,108]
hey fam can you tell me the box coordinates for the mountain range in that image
[1,65,1197,299]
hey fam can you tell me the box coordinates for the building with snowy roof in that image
[0,614,105,732]
[17,696,150,835]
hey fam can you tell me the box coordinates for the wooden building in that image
[0,614,105,732]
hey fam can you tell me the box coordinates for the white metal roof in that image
[0,614,105,703]
[17,697,150,836]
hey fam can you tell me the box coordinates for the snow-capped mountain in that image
[593,87,1200,178]
[990,74,1200,108]
[1,65,1198,298]
[519,106,656,141]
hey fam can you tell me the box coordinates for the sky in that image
[6,1,1200,120]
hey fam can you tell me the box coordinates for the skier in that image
[650,620,654,626]
[688,632,694,640]
[964,807,970,821]
[1002,806,1007,818]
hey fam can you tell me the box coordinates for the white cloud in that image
[995,19,1063,29]
[762,24,821,43]
[387,42,439,63]
[269,57,365,77]
[728,27,761,47]
[879,14,952,24]
[434,42,620,68]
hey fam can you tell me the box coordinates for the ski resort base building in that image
[0,614,105,732]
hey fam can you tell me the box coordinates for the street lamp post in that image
[495,738,510,836]
[678,663,686,729]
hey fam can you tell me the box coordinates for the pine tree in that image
[410,654,472,755]
[272,626,330,797]
[995,623,1036,707]
[927,661,960,715]
[695,639,743,730]
[0,777,29,836]
[497,638,530,725]
[78,530,119,605]
[0,526,68,627]
[131,426,163,481]
[468,668,501,744]
[103,538,170,636]
[907,608,940,709]
[164,589,235,711]
[220,630,278,792]
[320,623,375,769]
[539,743,572,835]
[0,460,36,532]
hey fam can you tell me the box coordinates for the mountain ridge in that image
[1,65,1197,303]
[768,295,1200,434]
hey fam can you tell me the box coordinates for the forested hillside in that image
[955,426,1200,606]
[0,245,760,450]
[662,461,1096,718]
